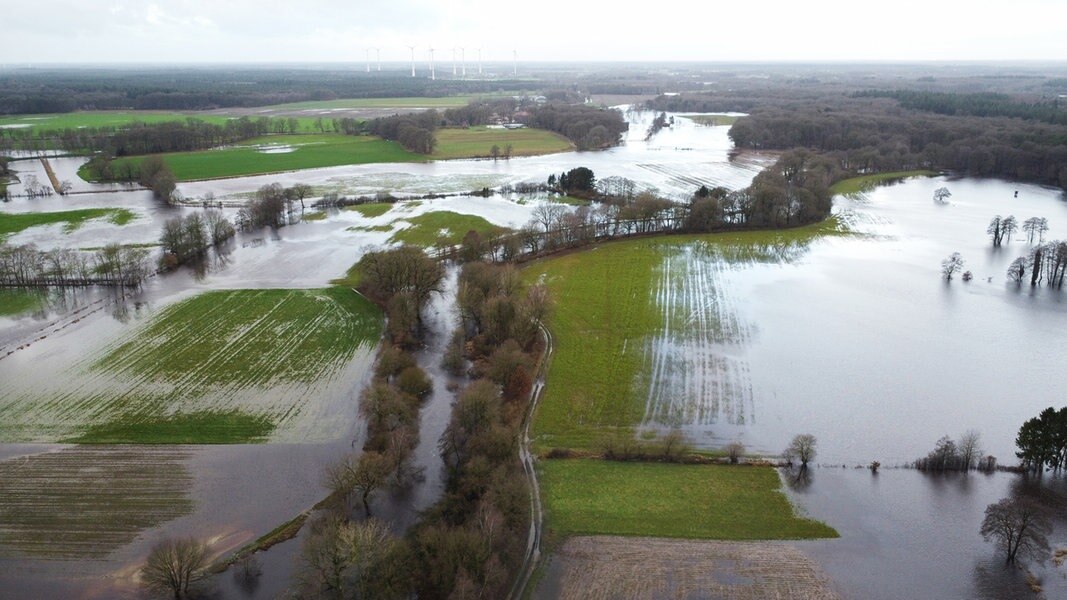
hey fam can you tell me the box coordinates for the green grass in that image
[64,411,274,444]
[0,208,137,240]
[390,211,507,247]
[95,288,379,386]
[345,202,394,218]
[301,211,328,222]
[829,170,939,197]
[433,126,573,160]
[0,111,328,138]
[0,288,386,443]
[85,134,423,181]
[682,114,740,126]
[540,460,837,539]
[0,289,44,317]
[259,96,485,111]
[523,222,844,449]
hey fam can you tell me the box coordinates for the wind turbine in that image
[477,48,483,75]
[460,47,466,77]
[365,48,371,73]
[375,48,381,71]
[428,48,436,80]
[513,49,518,76]
[408,46,416,77]
[452,48,457,76]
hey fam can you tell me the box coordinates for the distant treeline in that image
[442,98,519,126]
[649,90,1067,190]
[0,70,530,114]
[854,90,1067,126]
[0,243,151,287]
[518,103,627,150]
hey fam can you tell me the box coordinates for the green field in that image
[433,127,573,160]
[0,288,382,443]
[0,289,44,317]
[388,211,506,247]
[523,222,844,449]
[345,202,394,218]
[0,208,136,240]
[258,96,485,111]
[540,460,837,539]
[829,170,939,197]
[682,114,740,126]
[86,134,422,181]
[0,111,331,137]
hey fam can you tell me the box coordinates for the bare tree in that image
[1007,257,1028,283]
[933,187,952,204]
[142,537,210,600]
[1001,215,1018,244]
[300,515,398,598]
[958,430,983,470]
[980,497,1051,564]
[531,203,567,233]
[726,441,745,464]
[785,434,817,468]
[660,429,689,461]
[941,252,964,280]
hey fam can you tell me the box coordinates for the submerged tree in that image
[785,434,817,468]
[980,497,1051,564]
[142,537,210,600]
[933,187,952,204]
[941,252,964,280]
[1022,217,1049,245]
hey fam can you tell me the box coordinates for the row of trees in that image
[0,242,152,287]
[234,183,312,231]
[1007,241,1067,288]
[987,215,1018,247]
[855,89,1067,127]
[914,431,994,472]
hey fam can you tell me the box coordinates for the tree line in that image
[159,211,235,270]
[649,91,1067,191]
[0,242,151,287]
[365,111,439,154]
[854,90,1067,127]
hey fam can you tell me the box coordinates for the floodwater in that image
[786,468,1067,600]
[642,176,1067,467]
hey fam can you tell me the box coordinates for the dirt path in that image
[536,535,841,600]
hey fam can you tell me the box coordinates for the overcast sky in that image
[4,0,1066,64]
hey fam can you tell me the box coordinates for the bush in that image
[376,345,417,380]
[396,366,433,399]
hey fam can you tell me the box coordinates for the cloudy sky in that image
[4,0,1066,64]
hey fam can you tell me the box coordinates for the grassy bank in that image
[389,211,506,247]
[522,222,845,450]
[432,126,573,160]
[0,208,136,240]
[829,170,939,197]
[540,459,837,539]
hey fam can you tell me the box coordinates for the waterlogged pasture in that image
[0,288,381,443]
[0,207,136,240]
[432,126,573,160]
[525,221,846,450]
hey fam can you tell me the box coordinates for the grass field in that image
[0,208,136,240]
[682,114,741,126]
[432,126,573,160]
[85,134,422,181]
[0,289,44,317]
[259,96,484,111]
[345,202,395,218]
[828,170,939,197]
[540,460,836,539]
[0,111,327,137]
[523,222,844,449]
[389,211,506,246]
[0,288,382,443]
